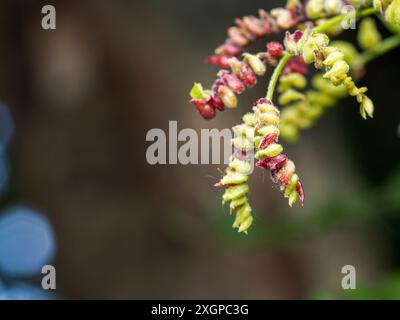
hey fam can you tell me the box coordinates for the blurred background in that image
[0,0,399,299]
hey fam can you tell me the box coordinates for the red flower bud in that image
[207,55,230,68]
[296,181,305,206]
[267,41,283,58]
[240,64,257,87]
[259,133,278,149]
[294,30,303,41]
[257,154,288,171]
[228,27,250,46]
[191,99,216,120]
[254,98,272,106]
[218,70,246,94]
[215,40,242,56]
[242,16,268,37]
[209,95,225,111]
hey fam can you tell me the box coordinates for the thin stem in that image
[314,7,376,33]
[359,33,400,65]
[266,52,292,101]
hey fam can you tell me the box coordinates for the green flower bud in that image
[257,125,280,137]
[280,123,299,142]
[257,113,281,126]
[232,202,251,226]
[288,190,299,207]
[360,95,374,119]
[256,143,283,159]
[190,82,212,100]
[243,53,266,76]
[238,215,253,233]
[325,0,342,14]
[358,18,382,50]
[323,51,345,67]
[221,171,249,185]
[302,40,317,63]
[256,103,280,116]
[306,0,325,19]
[242,113,256,126]
[278,89,306,105]
[385,0,400,26]
[329,75,345,86]
[279,73,307,92]
[223,184,249,203]
[229,159,251,174]
[312,32,330,48]
[323,60,350,79]
[230,196,248,211]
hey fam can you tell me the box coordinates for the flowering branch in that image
[188,0,400,234]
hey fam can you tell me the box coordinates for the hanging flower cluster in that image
[280,18,384,141]
[284,29,375,119]
[188,0,400,233]
[215,114,255,233]
[253,99,305,207]
[190,42,284,119]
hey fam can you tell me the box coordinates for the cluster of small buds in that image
[284,29,375,119]
[279,74,347,141]
[305,0,365,20]
[253,99,305,207]
[279,24,383,142]
[215,114,256,233]
[190,42,284,120]
[208,1,305,68]
[374,0,400,26]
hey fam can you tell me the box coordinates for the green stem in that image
[314,7,376,33]
[359,33,400,65]
[266,52,292,101]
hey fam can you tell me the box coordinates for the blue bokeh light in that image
[0,206,56,277]
[0,280,53,300]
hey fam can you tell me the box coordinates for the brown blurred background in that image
[0,0,399,299]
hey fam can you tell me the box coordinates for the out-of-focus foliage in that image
[315,272,400,299]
